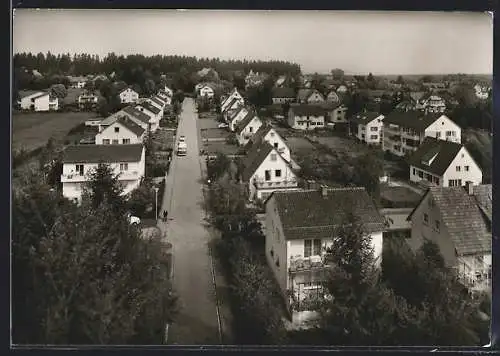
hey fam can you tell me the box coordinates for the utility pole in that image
[154,186,159,221]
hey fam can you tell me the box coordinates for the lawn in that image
[314,136,369,157]
[198,117,221,130]
[201,128,231,141]
[63,88,84,105]
[380,185,423,208]
[13,111,101,152]
[202,142,240,156]
[283,137,316,152]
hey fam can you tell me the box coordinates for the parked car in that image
[126,213,141,225]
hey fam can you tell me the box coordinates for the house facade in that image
[95,117,145,145]
[221,88,244,112]
[135,102,161,132]
[61,144,145,203]
[199,85,215,98]
[406,184,491,292]
[78,93,99,110]
[297,89,325,104]
[324,103,348,124]
[18,91,58,111]
[242,142,299,202]
[236,114,263,146]
[246,125,292,163]
[408,138,482,188]
[222,98,243,122]
[421,95,447,113]
[272,88,296,104]
[119,88,139,104]
[288,104,326,130]
[383,112,461,157]
[265,187,385,324]
[99,106,151,133]
[352,112,385,145]
[229,106,250,131]
[326,91,340,104]
[68,76,87,89]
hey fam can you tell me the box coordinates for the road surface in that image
[158,98,223,345]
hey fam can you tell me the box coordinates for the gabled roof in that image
[236,111,260,135]
[138,102,161,115]
[271,187,386,240]
[18,90,44,99]
[407,137,464,176]
[409,91,426,102]
[222,98,240,113]
[121,106,151,124]
[297,89,315,101]
[272,87,295,98]
[407,185,491,255]
[241,142,275,182]
[31,92,50,100]
[351,112,384,125]
[113,116,146,137]
[150,97,165,107]
[119,86,137,94]
[229,106,248,122]
[383,111,443,131]
[289,104,326,117]
[245,124,274,150]
[62,144,144,164]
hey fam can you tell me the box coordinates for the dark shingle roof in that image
[272,87,295,98]
[150,97,165,107]
[63,144,144,164]
[471,184,492,221]
[351,112,383,125]
[235,111,260,135]
[411,186,491,255]
[383,111,442,131]
[222,98,240,113]
[297,89,314,101]
[122,106,151,124]
[245,124,274,150]
[289,104,326,117]
[241,142,274,182]
[139,102,161,115]
[115,116,146,137]
[272,187,386,240]
[31,92,49,100]
[229,106,247,121]
[407,137,463,176]
[18,90,43,99]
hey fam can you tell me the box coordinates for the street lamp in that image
[154,187,160,221]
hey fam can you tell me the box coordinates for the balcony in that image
[288,254,334,274]
[402,131,421,140]
[61,170,140,183]
[254,179,297,189]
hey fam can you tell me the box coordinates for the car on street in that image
[217,123,229,128]
[126,213,141,225]
[179,135,186,142]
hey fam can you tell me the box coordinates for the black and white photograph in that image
[11,9,493,346]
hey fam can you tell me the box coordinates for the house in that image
[271,88,296,104]
[296,89,325,104]
[68,76,87,89]
[222,98,243,122]
[221,88,245,113]
[85,119,102,127]
[245,125,291,163]
[275,75,292,88]
[241,142,299,202]
[288,104,326,130]
[198,84,215,98]
[325,90,340,104]
[406,183,491,291]
[336,84,348,94]
[119,88,139,104]
[61,144,145,203]
[420,94,447,113]
[351,112,385,145]
[77,92,99,110]
[147,96,166,111]
[135,102,162,132]
[158,90,173,105]
[99,106,151,133]
[245,70,267,88]
[17,91,58,112]
[95,116,146,145]
[380,207,413,240]
[365,89,390,104]
[394,100,417,112]
[264,186,386,324]
[407,137,482,188]
[235,113,263,146]
[474,84,490,100]
[322,102,348,124]
[382,112,461,157]
[228,106,251,132]
[163,85,174,98]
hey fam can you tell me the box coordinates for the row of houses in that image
[61,85,174,202]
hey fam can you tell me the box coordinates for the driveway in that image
[158,98,229,345]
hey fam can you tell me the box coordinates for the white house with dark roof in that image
[163,85,174,98]
[229,106,250,131]
[158,90,172,105]
[77,92,99,110]
[288,104,326,130]
[420,94,447,113]
[68,76,87,89]
[95,116,146,145]
[383,112,461,157]
[135,102,162,132]
[221,88,244,112]
[271,88,296,104]
[296,89,325,104]
[245,125,292,163]
[241,142,299,202]
[322,102,348,124]
[351,112,385,145]
[264,186,386,325]
[406,183,491,292]
[235,113,263,146]
[99,106,151,133]
[61,144,145,203]
[198,84,215,98]
[408,137,482,188]
[119,88,139,104]
[147,96,166,111]
[222,98,243,122]
[17,91,58,111]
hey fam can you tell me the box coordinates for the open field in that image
[13,111,99,151]
[283,137,316,152]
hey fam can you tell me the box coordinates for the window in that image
[76,164,84,176]
[275,257,280,268]
[122,138,130,144]
[112,139,119,145]
[456,166,461,172]
[103,139,110,145]
[436,132,442,138]
[418,170,424,178]
[304,239,312,257]
[370,135,378,140]
[274,142,278,149]
[249,127,253,133]
[465,166,469,171]
[115,127,120,133]
[275,169,282,177]
[413,168,416,175]
[435,220,440,232]
[446,131,452,136]
[270,154,277,161]
[270,132,275,137]
[371,127,378,131]
[265,170,271,181]
[313,239,322,255]
[423,213,429,225]
[449,179,462,187]
[120,163,128,171]
[304,239,322,258]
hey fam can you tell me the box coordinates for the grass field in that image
[13,111,100,152]
[284,137,316,152]
[314,136,369,157]
[63,88,84,105]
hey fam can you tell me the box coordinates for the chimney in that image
[465,181,474,195]
[320,184,328,197]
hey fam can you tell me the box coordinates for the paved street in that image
[158,98,227,345]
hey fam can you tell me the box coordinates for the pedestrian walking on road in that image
[163,210,168,222]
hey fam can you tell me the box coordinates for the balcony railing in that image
[61,170,140,183]
[289,254,334,273]
[254,179,297,188]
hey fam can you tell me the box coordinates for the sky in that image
[13,9,493,75]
